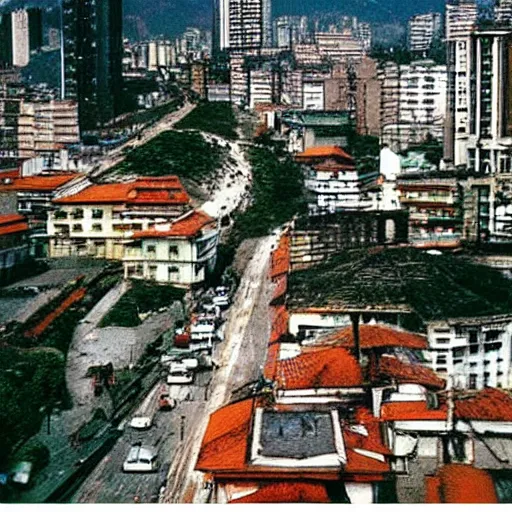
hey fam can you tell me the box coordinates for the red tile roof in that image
[343,408,392,456]
[296,145,354,161]
[455,388,512,422]
[317,324,428,351]
[271,274,287,303]
[377,355,446,390]
[230,482,332,503]
[429,464,498,503]
[425,476,442,503]
[270,234,290,279]
[0,173,80,192]
[269,305,289,343]
[0,214,29,237]
[195,398,254,472]
[132,210,215,239]
[380,401,448,422]
[272,346,363,390]
[54,176,190,205]
[344,446,390,476]
[263,342,280,381]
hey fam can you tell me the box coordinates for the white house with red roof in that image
[48,176,191,259]
[123,210,219,286]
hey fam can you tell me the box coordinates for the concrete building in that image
[219,0,271,51]
[379,60,447,152]
[466,28,512,175]
[408,13,442,54]
[315,31,365,64]
[296,146,379,214]
[11,9,30,68]
[495,0,512,25]
[443,0,478,165]
[123,210,219,287]
[273,15,309,49]
[249,69,276,109]
[302,79,325,110]
[62,0,124,131]
[48,176,191,259]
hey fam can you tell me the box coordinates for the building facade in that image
[62,0,124,131]
[408,13,442,54]
[0,214,30,284]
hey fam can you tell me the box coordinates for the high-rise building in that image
[61,0,124,132]
[443,0,478,166]
[408,12,442,53]
[495,0,512,25]
[273,15,309,49]
[0,9,32,68]
[219,0,271,51]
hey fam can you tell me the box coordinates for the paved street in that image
[162,234,277,503]
[72,371,212,503]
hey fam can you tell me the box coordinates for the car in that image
[159,386,177,410]
[11,462,32,485]
[167,364,194,385]
[123,443,158,473]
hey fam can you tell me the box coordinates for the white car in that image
[123,444,158,473]
[167,364,194,385]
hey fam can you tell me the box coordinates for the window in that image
[469,374,477,389]
[149,265,157,279]
[92,223,102,232]
[147,245,156,253]
[485,330,502,342]
[92,209,103,219]
[484,372,490,387]
[436,338,450,344]
[72,224,83,232]
[72,208,84,219]
[437,355,448,364]
[54,210,67,219]
[169,245,178,257]
[469,331,478,343]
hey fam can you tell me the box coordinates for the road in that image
[91,101,197,180]
[72,370,212,504]
[162,234,277,503]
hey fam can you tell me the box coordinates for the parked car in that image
[158,385,177,410]
[167,363,194,385]
[130,384,161,429]
[123,443,158,473]
[190,315,216,341]
[11,462,32,485]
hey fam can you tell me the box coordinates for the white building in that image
[123,210,219,287]
[249,69,274,108]
[314,31,365,63]
[11,9,30,67]
[466,28,512,174]
[408,12,442,54]
[302,80,324,110]
[219,0,271,51]
[495,0,512,25]
[443,0,478,166]
[380,60,447,152]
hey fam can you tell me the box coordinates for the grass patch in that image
[100,280,186,328]
[175,102,238,140]
[229,145,307,245]
[113,130,228,183]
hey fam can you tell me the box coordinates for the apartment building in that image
[273,15,309,48]
[48,177,191,259]
[443,0,478,165]
[396,175,463,248]
[408,13,442,54]
[315,31,365,63]
[123,210,219,287]
[495,0,512,25]
[380,60,447,152]
[466,28,512,175]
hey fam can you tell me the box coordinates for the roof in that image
[380,401,448,422]
[269,305,289,343]
[0,214,29,237]
[0,173,81,192]
[54,176,190,205]
[132,210,215,239]
[377,355,446,390]
[272,346,363,390]
[315,324,428,351]
[230,482,332,503]
[270,234,290,279]
[427,464,498,503]
[271,274,288,303]
[195,398,254,472]
[287,247,512,322]
[455,388,512,422]
[296,145,353,161]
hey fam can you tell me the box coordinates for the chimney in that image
[351,313,361,363]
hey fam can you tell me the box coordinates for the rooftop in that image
[230,482,332,503]
[296,145,354,162]
[377,355,446,390]
[313,324,428,350]
[0,214,29,237]
[426,464,498,503]
[54,176,190,206]
[287,247,512,322]
[132,210,215,239]
[455,388,512,422]
[271,346,363,390]
[0,173,81,192]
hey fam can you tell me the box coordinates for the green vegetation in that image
[175,102,239,140]
[402,134,444,168]
[114,130,228,183]
[288,247,512,326]
[15,440,50,473]
[100,280,186,328]
[346,132,380,174]
[76,409,108,442]
[229,145,307,245]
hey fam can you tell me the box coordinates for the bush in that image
[175,102,238,140]
[77,409,107,441]
[15,440,50,473]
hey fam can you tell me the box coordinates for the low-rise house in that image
[296,145,379,214]
[0,213,30,284]
[123,210,218,287]
[48,176,191,259]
